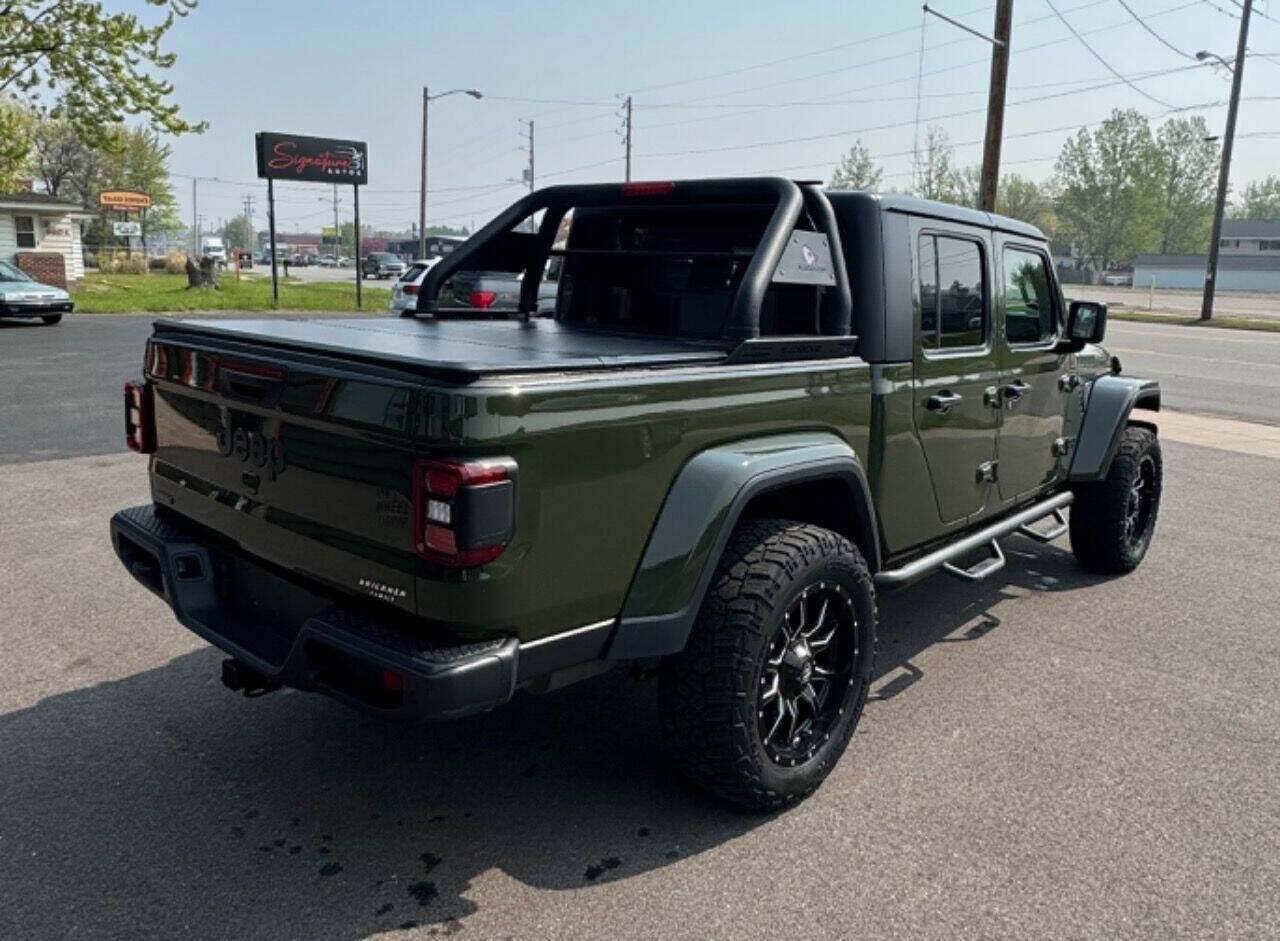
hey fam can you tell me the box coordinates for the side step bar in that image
[874,492,1074,589]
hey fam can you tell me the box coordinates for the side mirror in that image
[1066,300,1106,346]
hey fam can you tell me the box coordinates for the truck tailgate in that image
[143,326,433,614]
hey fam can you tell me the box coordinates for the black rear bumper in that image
[109,504,528,718]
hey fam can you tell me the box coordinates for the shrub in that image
[165,250,188,274]
[148,257,168,270]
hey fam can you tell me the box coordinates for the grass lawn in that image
[1110,310,1280,333]
[71,273,390,313]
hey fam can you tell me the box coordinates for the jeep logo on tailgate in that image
[215,415,286,480]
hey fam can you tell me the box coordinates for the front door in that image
[995,241,1072,501]
[913,227,1002,524]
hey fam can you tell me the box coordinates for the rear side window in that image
[400,263,428,282]
[1003,246,1056,344]
[918,233,986,351]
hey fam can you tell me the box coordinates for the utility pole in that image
[191,178,199,255]
[418,86,429,260]
[979,0,1013,212]
[526,120,535,193]
[1201,0,1252,321]
[623,95,633,182]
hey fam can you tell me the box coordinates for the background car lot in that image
[2,316,1279,938]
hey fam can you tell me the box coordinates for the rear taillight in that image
[124,381,155,453]
[403,284,419,295]
[413,458,516,567]
[470,290,496,309]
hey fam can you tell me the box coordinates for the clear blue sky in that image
[141,0,1280,234]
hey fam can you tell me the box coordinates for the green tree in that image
[1235,176,1280,219]
[27,116,103,200]
[1153,116,1218,253]
[996,174,1057,238]
[914,125,962,203]
[0,97,33,191]
[222,214,254,252]
[0,0,205,147]
[828,139,883,191]
[1054,109,1164,270]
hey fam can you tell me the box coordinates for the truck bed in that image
[154,317,735,381]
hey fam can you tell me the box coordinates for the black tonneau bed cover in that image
[153,317,734,382]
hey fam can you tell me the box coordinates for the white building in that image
[1133,219,1280,292]
[0,192,94,286]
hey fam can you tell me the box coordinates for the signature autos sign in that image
[255,132,368,185]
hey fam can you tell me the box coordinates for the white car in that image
[0,260,73,325]
[1102,272,1132,287]
[389,257,441,316]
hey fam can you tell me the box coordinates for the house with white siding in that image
[0,192,94,287]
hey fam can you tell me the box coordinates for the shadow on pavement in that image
[0,534,1101,939]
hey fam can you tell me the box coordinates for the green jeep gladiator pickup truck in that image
[112,178,1162,809]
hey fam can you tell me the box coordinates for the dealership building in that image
[1132,219,1280,292]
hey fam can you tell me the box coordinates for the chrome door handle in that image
[926,391,963,413]
[1002,380,1031,405]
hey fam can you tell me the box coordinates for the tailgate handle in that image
[218,367,285,406]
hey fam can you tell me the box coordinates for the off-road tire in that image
[41,314,62,325]
[660,519,877,811]
[1070,424,1162,574]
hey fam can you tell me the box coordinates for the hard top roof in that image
[823,189,1045,241]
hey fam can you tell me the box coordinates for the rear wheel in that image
[41,314,62,325]
[1070,425,1162,574]
[660,519,876,810]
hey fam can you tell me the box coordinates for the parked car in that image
[1102,271,1133,287]
[362,252,405,279]
[317,255,337,267]
[111,179,1161,811]
[0,260,73,325]
[388,257,441,316]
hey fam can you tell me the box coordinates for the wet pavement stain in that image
[637,827,650,837]
[407,881,438,905]
[374,903,394,916]
[419,852,442,873]
[319,862,343,877]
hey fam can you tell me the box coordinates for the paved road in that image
[1073,284,1280,320]
[2,435,1277,939]
[1106,321,1280,425]
[3,315,1276,465]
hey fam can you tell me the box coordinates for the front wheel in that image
[660,519,877,810]
[1070,424,1162,574]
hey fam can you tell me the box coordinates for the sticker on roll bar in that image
[772,231,837,286]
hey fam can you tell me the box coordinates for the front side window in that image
[1003,246,1056,344]
[15,215,36,249]
[918,233,986,351]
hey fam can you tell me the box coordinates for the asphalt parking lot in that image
[2,316,1278,939]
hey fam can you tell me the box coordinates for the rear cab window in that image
[553,204,832,339]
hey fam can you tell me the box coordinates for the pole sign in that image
[255,131,367,309]
[99,190,152,210]
[255,132,368,185]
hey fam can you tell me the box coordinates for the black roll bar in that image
[415,177,852,339]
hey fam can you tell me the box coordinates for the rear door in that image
[912,224,1002,524]
[994,240,1071,501]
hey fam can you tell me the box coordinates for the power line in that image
[632,65,1208,161]
[1115,0,1198,58]
[1044,0,1177,107]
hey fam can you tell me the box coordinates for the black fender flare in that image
[606,431,879,660]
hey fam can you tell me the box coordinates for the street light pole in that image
[1200,0,1252,321]
[418,86,483,259]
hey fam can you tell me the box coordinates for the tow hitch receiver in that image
[220,658,281,697]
